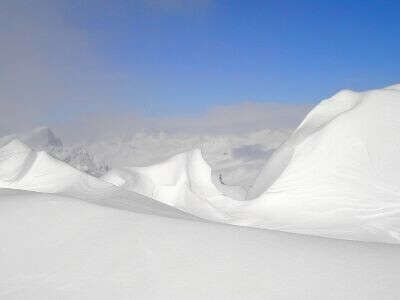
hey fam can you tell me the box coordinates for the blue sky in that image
[66,0,400,113]
[1,0,400,130]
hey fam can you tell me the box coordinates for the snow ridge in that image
[101,85,400,243]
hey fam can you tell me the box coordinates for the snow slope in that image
[0,139,197,221]
[102,85,400,243]
[240,86,400,242]
[1,189,400,299]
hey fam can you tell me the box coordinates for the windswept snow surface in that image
[1,189,400,299]
[102,86,400,243]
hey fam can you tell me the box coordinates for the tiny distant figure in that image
[219,173,225,185]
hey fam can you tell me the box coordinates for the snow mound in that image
[247,89,362,199]
[0,139,106,194]
[239,86,400,242]
[0,140,197,221]
[102,149,244,221]
[0,139,36,182]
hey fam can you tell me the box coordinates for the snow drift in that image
[102,85,400,243]
[0,139,197,220]
[240,85,400,242]
[101,149,245,221]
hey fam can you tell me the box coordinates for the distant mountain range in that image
[0,126,291,188]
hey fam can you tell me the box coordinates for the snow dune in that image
[241,86,400,242]
[0,139,197,221]
[101,149,245,221]
[101,85,400,243]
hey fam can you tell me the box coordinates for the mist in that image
[0,0,312,141]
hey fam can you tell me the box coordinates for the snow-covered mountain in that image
[20,126,63,152]
[0,126,62,151]
[0,127,108,176]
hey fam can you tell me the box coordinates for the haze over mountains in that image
[0,124,292,189]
